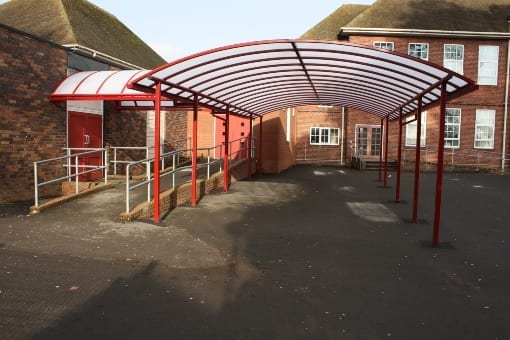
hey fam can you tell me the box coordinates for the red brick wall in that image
[165,110,188,150]
[254,110,295,173]
[104,107,188,176]
[345,35,510,170]
[0,26,68,203]
[295,105,344,163]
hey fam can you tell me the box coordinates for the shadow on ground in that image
[1,165,509,339]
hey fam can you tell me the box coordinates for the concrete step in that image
[351,157,397,171]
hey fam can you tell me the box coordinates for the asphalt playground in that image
[0,165,509,339]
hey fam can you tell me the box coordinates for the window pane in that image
[474,109,495,149]
[478,46,499,85]
[310,127,320,144]
[321,128,329,144]
[374,42,394,51]
[330,128,339,145]
[409,43,429,60]
[444,108,461,148]
[405,112,426,146]
[444,44,464,74]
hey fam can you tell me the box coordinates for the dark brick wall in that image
[0,26,68,203]
[104,107,189,175]
[166,110,188,150]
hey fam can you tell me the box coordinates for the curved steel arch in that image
[130,39,476,120]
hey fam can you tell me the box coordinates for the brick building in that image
[0,0,187,203]
[297,0,510,170]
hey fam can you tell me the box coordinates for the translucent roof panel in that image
[130,39,477,120]
[51,40,477,119]
[50,70,156,105]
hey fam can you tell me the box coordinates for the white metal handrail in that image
[125,148,189,213]
[34,148,108,207]
[124,138,257,214]
[110,146,149,176]
[401,145,510,170]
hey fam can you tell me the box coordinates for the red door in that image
[68,111,103,181]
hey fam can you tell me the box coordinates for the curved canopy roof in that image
[51,69,175,108]
[52,39,477,119]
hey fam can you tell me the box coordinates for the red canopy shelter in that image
[51,39,478,246]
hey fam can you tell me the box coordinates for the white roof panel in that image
[52,39,477,119]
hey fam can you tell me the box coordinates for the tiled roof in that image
[345,0,510,32]
[0,0,165,68]
[301,4,370,40]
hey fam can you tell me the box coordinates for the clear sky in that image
[0,0,375,61]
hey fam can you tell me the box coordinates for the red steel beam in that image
[395,108,403,202]
[257,116,263,175]
[433,80,448,247]
[383,116,389,188]
[191,95,198,206]
[153,82,162,223]
[223,108,230,192]
[248,115,253,180]
[412,97,423,223]
[378,118,384,181]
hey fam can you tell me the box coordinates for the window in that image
[478,46,499,85]
[374,42,394,51]
[408,43,429,60]
[445,108,461,148]
[405,112,427,147]
[310,127,339,145]
[444,44,464,74]
[474,109,495,149]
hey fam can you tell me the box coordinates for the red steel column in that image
[223,108,230,192]
[191,95,198,206]
[412,97,423,223]
[247,115,253,180]
[433,81,448,247]
[395,108,403,203]
[378,118,384,181]
[153,82,162,223]
[383,116,390,188]
[257,116,263,175]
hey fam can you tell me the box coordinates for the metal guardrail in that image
[124,137,255,213]
[32,136,256,213]
[401,146,510,170]
[34,148,108,207]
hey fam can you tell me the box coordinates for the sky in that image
[0,0,374,61]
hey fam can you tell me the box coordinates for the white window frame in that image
[310,127,339,146]
[405,112,427,147]
[444,108,461,148]
[444,44,464,74]
[474,109,496,149]
[374,41,394,51]
[408,43,429,60]
[478,45,499,86]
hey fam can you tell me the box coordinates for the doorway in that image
[355,124,382,158]
[68,111,103,181]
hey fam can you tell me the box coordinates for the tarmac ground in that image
[0,164,509,339]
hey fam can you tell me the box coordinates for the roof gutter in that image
[64,44,144,70]
[340,27,510,40]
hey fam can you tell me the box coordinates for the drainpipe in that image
[501,17,510,171]
[340,106,345,166]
